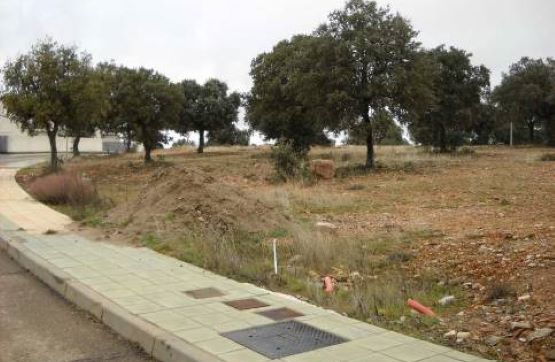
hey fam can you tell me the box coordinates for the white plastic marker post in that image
[272,238,278,275]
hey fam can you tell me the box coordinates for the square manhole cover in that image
[224,298,269,310]
[257,307,304,321]
[221,320,347,359]
[183,287,225,299]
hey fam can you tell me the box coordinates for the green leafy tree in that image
[106,66,182,162]
[178,79,241,153]
[407,46,490,151]
[207,123,251,146]
[318,0,421,167]
[96,62,136,152]
[493,57,555,145]
[246,34,354,154]
[1,39,88,170]
[65,64,109,156]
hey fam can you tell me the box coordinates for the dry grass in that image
[28,172,98,206]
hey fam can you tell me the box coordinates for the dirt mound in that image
[106,166,289,241]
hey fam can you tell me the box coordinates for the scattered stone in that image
[456,331,471,343]
[444,330,457,338]
[485,335,503,346]
[472,283,485,291]
[518,294,531,302]
[511,321,533,330]
[309,159,335,179]
[315,221,338,230]
[527,328,553,342]
[438,295,456,306]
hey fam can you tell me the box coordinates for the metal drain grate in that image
[224,298,269,310]
[221,320,347,359]
[257,307,304,321]
[183,287,225,299]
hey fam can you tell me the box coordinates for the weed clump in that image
[28,172,98,206]
[539,153,555,161]
[486,282,516,301]
[270,141,312,183]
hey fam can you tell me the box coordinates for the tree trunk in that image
[144,144,152,163]
[439,124,447,152]
[363,111,374,169]
[528,121,535,143]
[125,126,132,152]
[72,135,81,157]
[197,129,205,154]
[47,130,58,171]
[547,117,555,147]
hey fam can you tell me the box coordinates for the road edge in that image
[0,232,224,362]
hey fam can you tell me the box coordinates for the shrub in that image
[270,141,305,181]
[486,282,515,301]
[28,172,98,206]
[539,153,555,161]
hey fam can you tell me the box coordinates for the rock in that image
[511,321,533,330]
[444,330,457,338]
[472,283,485,291]
[546,349,555,361]
[438,295,456,306]
[527,328,553,342]
[316,221,338,230]
[309,159,335,179]
[485,335,503,346]
[517,294,531,301]
[456,331,471,343]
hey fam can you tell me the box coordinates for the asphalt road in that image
[0,250,155,362]
[0,154,155,362]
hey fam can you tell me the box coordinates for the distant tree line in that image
[2,1,554,171]
[246,0,555,167]
[1,40,243,170]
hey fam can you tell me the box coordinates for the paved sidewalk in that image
[0,158,493,362]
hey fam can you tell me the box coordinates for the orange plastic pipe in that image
[323,276,334,293]
[407,299,436,317]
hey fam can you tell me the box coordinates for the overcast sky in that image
[1,0,554,94]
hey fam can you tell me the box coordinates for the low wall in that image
[1,134,103,153]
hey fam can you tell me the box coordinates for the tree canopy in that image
[246,34,354,154]
[318,0,421,167]
[178,79,241,153]
[407,46,490,151]
[106,66,183,161]
[2,39,91,170]
[493,57,555,145]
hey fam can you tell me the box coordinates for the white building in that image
[0,103,104,153]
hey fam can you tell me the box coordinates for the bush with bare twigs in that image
[28,172,98,206]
